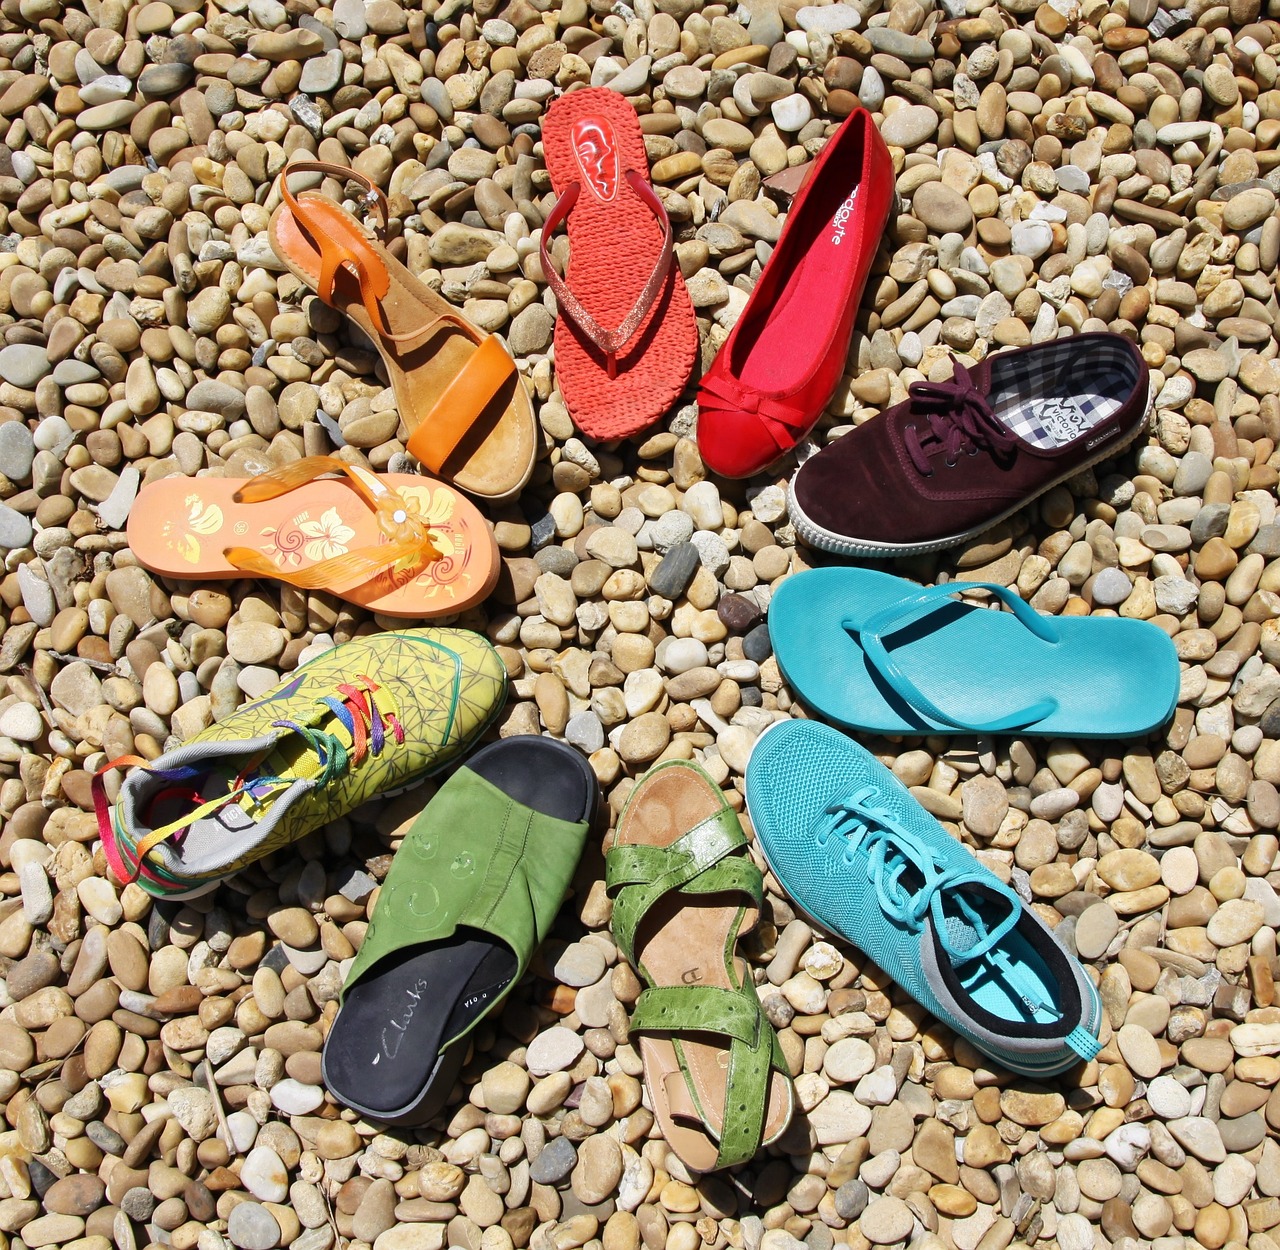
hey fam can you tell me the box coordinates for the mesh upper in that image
[745,719,1088,1068]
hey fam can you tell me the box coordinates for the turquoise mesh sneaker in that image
[745,720,1101,1077]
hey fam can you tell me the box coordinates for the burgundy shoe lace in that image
[903,361,1017,477]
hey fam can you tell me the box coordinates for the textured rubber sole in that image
[789,413,1150,560]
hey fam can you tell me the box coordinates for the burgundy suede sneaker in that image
[790,332,1150,559]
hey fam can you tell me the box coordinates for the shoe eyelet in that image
[967,445,980,456]
[944,457,958,468]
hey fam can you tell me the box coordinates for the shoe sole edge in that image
[789,415,1150,559]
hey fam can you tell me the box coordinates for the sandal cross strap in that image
[608,770,793,1170]
[607,808,762,963]
[628,980,782,1166]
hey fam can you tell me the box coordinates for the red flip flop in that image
[696,110,893,479]
[541,88,699,441]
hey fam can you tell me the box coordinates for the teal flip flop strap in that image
[629,982,786,1169]
[845,581,1061,732]
[606,806,761,967]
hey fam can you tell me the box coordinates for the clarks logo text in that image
[374,975,433,1062]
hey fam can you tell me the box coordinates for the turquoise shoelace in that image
[813,786,1019,961]
[819,788,1070,1023]
[814,788,1063,1021]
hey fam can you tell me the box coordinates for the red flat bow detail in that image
[697,373,808,457]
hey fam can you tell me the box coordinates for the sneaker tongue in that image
[942,908,986,955]
[238,708,357,810]
[935,880,1013,960]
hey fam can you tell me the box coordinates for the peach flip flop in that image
[268,161,536,503]
[127,458,500,619]
[541,88,699,441]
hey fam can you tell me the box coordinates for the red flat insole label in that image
[830,186,861,246]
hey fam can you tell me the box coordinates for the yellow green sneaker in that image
[94,628,507,898]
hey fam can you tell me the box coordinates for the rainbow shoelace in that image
[93,675,405,884]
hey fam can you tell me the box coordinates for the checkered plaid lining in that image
[988,338,1141,451]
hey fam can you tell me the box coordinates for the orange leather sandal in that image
[269,161,536,503]
[128,458,500,619]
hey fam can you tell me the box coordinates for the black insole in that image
[325,935,517,1114]
[324,738,598,1117]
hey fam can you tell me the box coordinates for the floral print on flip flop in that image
[161,484,480,599]
[260,506,356,566]
[163,495,225,563]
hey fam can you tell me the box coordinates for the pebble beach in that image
[2,0,1280,1249]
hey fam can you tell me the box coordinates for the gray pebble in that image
[0,502,33,550]
[0,421,35,480]
[565,711,604,753]
[0,344,52,389]
[228,1202,282,1250]
[650,542,701,599]
[529,1135,577,1185]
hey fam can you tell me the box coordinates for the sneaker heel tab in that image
[1065,1024,1102,1062]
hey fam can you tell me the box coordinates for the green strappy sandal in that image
[607,760,794,1172]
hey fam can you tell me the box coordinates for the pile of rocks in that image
[2,0,1280,1247]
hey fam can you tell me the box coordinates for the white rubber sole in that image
[788,416,1149,560]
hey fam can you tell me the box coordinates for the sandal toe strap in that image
[406,335,518,475]
[630,983,784,1169]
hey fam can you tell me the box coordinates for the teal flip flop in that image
[769,568,1180,738]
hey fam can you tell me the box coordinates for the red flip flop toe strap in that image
[698,373,807,456]
[540,171,674,360]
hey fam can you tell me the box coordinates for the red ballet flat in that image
[696,109,893,480]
